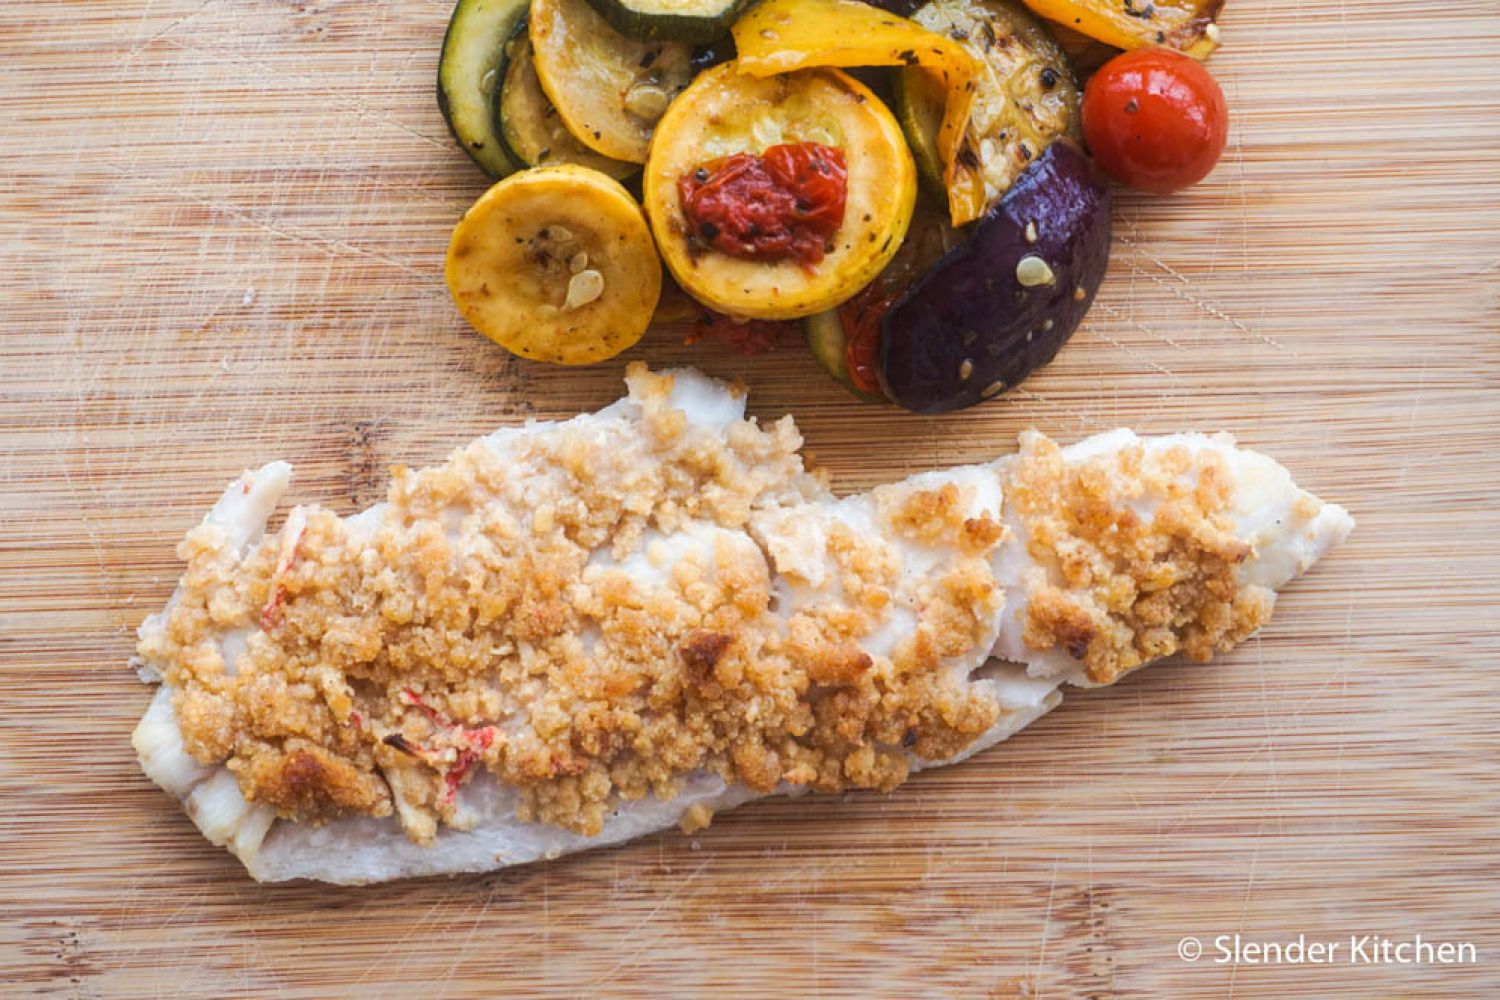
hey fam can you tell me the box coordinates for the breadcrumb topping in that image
[1006,432,1274,684]
[140,367,1006,842]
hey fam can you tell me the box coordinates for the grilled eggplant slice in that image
[495,19,638,180]
[898,0,1080,220]
[530,0,694,163]
[446,165,662,365]
[879,141,1110,412]
[582,0,752,44]
[803,200,960,399]
[437,0,530,178]
[644,63,916,321]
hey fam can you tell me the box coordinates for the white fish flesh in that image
[132,366,1352,884]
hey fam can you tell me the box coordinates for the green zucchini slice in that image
[804,309,866,399]
[900,0,1080,212]
[530,0,694,163]
[892,68,949,201]
[437,0,530,178]
[580,0,752,44]
[494,19,639,180]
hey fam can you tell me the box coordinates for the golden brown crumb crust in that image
[140,368,1006,841]
[1006,432,1274,684]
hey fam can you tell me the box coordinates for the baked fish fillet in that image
[132,366,1352,884]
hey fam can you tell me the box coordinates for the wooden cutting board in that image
[3,1,1497,996]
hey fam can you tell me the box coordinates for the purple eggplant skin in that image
[878,141,1112,414]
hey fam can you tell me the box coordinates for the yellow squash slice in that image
[529,0,694,163]
[1019,0,1223,59]
[732,0,983,225]
[446,165,661,365]
[643,63,916,321]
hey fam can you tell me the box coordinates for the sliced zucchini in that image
[581,0,752,44]
[901,0,1081,216]
[494,19,638,180]
[643,63,917,321]
[803,310,881,402]
[445,165,662,365]
[529,0,694,163]
[437,0,529,178]
[892,68,948,199]
[804,308,854,384]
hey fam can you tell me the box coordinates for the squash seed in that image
[564,268,605,310]
[1016,255,1055,287]
[624,84,672,123]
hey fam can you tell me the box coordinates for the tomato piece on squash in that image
[644,63,916,321]
[732,0,982,226]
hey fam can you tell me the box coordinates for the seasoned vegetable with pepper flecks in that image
[645,62,916,320]
[530,0,694,162]
[446,165,661,364]
[895,0,1081,217]
[1019,0,1223,59]
[879,140,1111,412]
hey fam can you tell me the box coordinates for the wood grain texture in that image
[2,0,1498,996]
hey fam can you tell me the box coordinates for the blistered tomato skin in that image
[1082,48,1228,195]
[677,143,848,264]
[837,285,897,396]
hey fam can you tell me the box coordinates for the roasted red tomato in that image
[677,143,849,265]
[1081,47,1227,194]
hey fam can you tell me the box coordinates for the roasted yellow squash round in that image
[643,64,917,321]
[529,0,694,164]
[446,165,661,365]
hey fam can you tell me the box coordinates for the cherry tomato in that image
[838,285,897,397]
[1082,48,1228,195]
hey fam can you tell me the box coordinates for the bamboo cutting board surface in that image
[3,0,1498,996]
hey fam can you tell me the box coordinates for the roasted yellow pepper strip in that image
[1020,0,1223,59]
[733,0,987,226]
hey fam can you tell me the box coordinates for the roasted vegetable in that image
[582,0,753,43]
[1020,0,1223,59]
[897,0,1080,219]
[803,201,960,399]
[530,0,694,163]
[1082,46,1227,193]
[892,68,949,198]
[437,0,530,178]
[495,19,639,180]
[804,309,882,400]
[446,165,661,364]
[643,63,916,320]
[879,141,1110,412]
[732,0,983,226]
